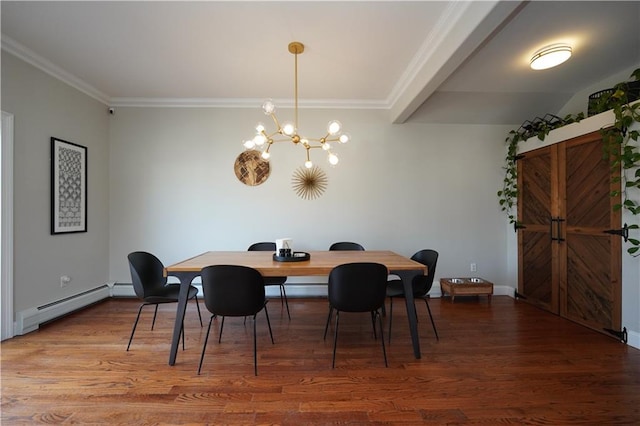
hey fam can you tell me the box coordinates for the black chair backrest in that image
[328,262,388,312]
[248,242,276,252]
[201,265,265,317]
[411,249,439,296]
[329,242,365,251]
[128,251,168,299]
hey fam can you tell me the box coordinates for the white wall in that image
[108,106,513,289]
[1,52,110,313]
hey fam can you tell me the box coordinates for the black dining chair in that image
[329,241,365,251]
[126,251,202,351]
[197,265,274,376]
[386,249,439,343]
[324,241,366,339]
[327,262,389,368]
[248,242,291,320]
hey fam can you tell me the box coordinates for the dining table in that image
[164,250,427,365]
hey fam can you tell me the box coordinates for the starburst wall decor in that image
[291,165,328,200]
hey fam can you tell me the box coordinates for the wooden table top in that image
[165,250,426,277]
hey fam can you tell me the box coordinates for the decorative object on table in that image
[272,251,311,262]
[291,165,328,200]
[240,41,350,172]
[234,150,270,186]
[275,238,293,257]
[50,137,87,234]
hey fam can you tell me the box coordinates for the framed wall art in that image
[51,137,87,234]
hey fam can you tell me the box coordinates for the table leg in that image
[168,271,200,366]
[394,270,421,359]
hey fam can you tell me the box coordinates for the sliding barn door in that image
[517,131,622,336]
[560,132,622,333]
[518,145,559,313]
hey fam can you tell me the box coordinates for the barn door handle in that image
[556,218,565,242]
[604,223,629,242]
[550,217,565,242]
[514,222,526,232]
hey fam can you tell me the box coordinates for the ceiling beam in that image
[389,0,526,124]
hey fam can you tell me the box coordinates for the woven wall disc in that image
[234,150,270,186]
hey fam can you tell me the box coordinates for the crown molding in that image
[2,34,389,110]
[1,34,111,105]
[108,97,389,109]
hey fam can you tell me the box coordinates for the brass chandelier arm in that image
[241,41,348,169]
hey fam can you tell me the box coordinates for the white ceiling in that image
[2,1,639,125]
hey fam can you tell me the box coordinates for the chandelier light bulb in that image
[241,42,351,177]
[262,99,275,115]
[282,123,295,136]
[327,120,342,135]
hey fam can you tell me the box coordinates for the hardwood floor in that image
[2,296,639,424]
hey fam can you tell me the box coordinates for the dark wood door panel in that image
[521,152,552,225]
[520,231,554,311]
[564,234,616,330]
[565,139,611,228]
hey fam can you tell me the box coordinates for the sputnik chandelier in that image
[242,42,350,169]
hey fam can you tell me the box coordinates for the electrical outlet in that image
[60,275,71,288]
[470,263,477,272]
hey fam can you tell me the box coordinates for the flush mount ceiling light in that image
[242,42,349,169]
[530,43,572,70]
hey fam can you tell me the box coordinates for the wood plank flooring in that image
[2,296,639,424]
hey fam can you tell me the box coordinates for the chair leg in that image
[370,311,377,340]
[376,310,388,367]
[332,310,341,368]
[197,316,215,375]
[263,303,274,344]
[323,306,334,340]
[281,285,291,320]
[126,303,145,351]
[387,297,394,344]
[253,313,258,376]
[151,304,159,330]
[193,295,203,327]
[218,317,226,343]
[424,298,439,341]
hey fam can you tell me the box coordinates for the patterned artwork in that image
[51,138,87,234]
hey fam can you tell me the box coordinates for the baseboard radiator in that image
[15,285,111,335]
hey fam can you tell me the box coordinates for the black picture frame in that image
[51,137,87,234]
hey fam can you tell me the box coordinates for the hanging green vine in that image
[497,68,640,256]
[497,113,584,226]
